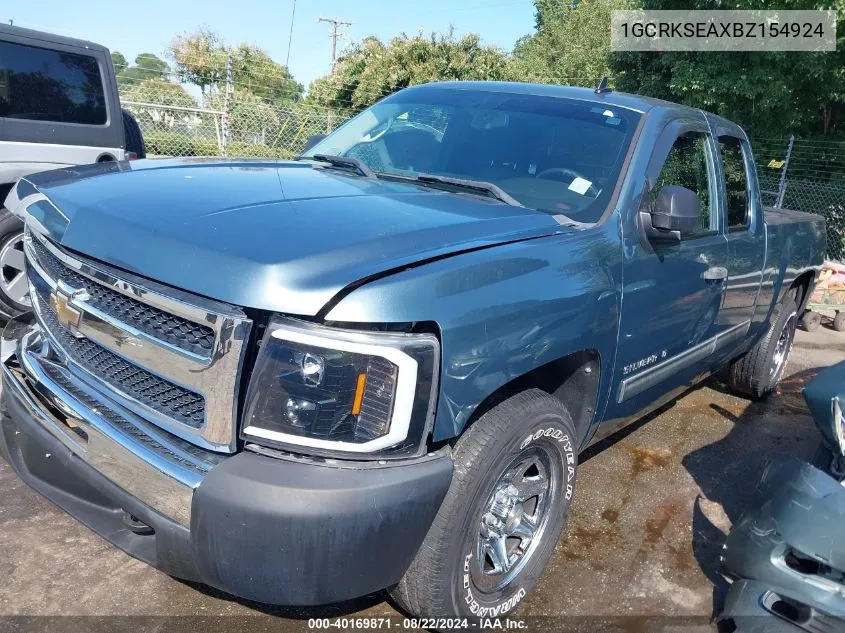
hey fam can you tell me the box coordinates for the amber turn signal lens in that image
[351,373,367,415]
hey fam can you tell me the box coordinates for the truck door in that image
[608,119,730,420]
[712,130,767,332]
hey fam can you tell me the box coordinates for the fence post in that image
[775,135,794,208]
[221,55,233,156]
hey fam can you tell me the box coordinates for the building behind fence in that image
[123,96,845,262]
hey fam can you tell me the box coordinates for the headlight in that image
[242,318,439,458]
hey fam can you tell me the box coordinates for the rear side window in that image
[718,136,750,228]
[652,131,716,236]
[0,41,106,125]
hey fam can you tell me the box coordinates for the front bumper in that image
[720,459,845,627]
[0,315,453,605]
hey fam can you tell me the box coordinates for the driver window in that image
[652,132,716,237]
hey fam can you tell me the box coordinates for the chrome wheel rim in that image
[0,233,29,307]
[472,446,558,593]
[770,312,797,382]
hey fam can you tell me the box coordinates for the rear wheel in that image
[390,389,577,618]
[833,312,845,332]
[0,211,29,319]
[728,296,798,399]
[121,109,146,159]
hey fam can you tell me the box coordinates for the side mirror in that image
[639,185,701,244]
[302,134,327,153]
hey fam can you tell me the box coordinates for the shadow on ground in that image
[682,368,822,618]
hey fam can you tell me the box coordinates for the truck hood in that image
[21,159,565,316]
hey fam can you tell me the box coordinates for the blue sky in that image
[6,0,537,88]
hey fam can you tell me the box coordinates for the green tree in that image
[511,0,844,137]
[307,30,515,113]
[111,51,128,74]
[611,0,845,137]
[513,0,635,87]
[134,53,169,78]
[118,53,170,87]
[229,43,303,104]
[169,28,301,104]
[169,27,227,96]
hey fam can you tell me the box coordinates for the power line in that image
[285,0,296,69]
[318,16,352,72]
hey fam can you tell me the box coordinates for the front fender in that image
[324,223,622,442]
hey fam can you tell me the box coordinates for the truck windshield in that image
[303,87,640,223]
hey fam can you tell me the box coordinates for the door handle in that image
[703,266,728,281]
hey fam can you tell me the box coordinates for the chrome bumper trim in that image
[3,318,217,526]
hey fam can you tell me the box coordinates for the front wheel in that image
[390,389,578,618]
[727,295,798,399]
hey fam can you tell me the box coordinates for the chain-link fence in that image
[755,138,845,261]
[123,100,342,158]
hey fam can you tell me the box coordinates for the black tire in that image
[834,312,845,332]
[121,109,146,159]
[728,296,799,400]
[801,310,822,332]
[0,211,29,319]
[390,389,578,618]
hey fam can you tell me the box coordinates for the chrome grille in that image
[24,227,252,452]
[31,277,205,427]
[29,238,215,356]
[38,361,220,475]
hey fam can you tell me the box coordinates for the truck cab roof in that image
[406,81,702,116]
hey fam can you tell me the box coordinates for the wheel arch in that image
[457,349,601,449]
[788,270,816,313]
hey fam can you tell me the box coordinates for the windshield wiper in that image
[299,154,375,178]
[411,173,524,207]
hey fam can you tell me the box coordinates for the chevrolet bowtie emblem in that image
[49,280,88,337]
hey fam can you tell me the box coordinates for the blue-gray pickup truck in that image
[0,82,825,618]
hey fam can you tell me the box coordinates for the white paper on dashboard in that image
[568,177,593,195]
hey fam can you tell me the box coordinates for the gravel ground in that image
[0,326,842,631]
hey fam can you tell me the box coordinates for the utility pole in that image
[318,16,352,72]
[220,55,233,156]
[318,16,351,135]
